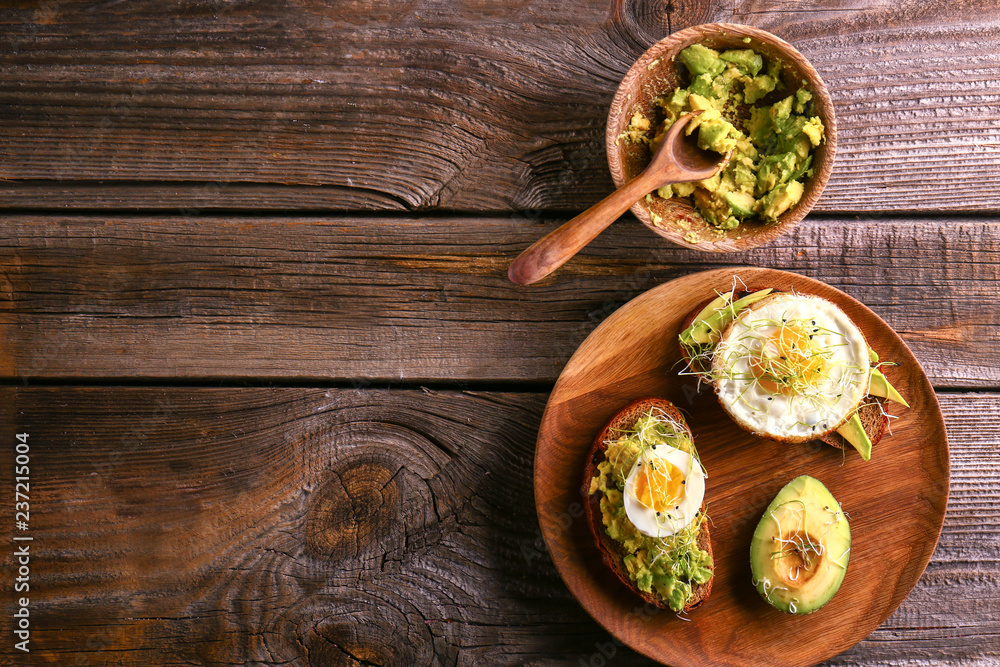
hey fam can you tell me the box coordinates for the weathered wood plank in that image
[0,389,995,665]
[0,214,997,387]
[0,2,998,212]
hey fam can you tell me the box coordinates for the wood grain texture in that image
[0,214,997,387]
[0,1,998,212]
[508,111,731,284]
[0,388,995,666]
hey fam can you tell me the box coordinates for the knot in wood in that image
[304,421,448,563]
[611,0,712,51]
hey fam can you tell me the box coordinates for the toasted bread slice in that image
[582,397,713,612]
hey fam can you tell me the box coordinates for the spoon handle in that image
[507,173,658,286]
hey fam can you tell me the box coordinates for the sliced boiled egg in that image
[624,445,706,538]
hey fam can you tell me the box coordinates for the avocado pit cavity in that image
[751,475,850,614]
[773,529,823,587]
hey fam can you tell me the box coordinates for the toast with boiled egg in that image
[678,286,908,460]
[583,398,714,613]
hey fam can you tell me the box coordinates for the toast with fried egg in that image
[678,287,907,459]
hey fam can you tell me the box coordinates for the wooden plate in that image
[534,267,949,667]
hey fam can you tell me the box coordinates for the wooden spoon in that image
[507,112,729,286]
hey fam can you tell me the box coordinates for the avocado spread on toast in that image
[588,412,713,611]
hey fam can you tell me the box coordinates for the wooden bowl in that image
[606,24,837,252]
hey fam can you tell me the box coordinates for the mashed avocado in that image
[588,411,713,611]
[622,43,825,230]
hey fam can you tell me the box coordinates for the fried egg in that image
[624,445,706,538]
[711,293,870,442]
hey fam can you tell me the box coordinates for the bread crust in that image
[582,398,713,612]
[681,289,889,450]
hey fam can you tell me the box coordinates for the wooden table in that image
[1,2,997,665]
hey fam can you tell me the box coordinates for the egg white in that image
[624,445,706,538]
[711,293,870,441]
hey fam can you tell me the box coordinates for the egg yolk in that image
[634,458,685,511]
[750,324,827,395]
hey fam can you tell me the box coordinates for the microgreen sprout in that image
[708,309,871,431]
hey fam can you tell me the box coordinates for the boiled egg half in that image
[711,293,870,442]
[624,445,706,538]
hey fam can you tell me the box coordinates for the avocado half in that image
[750,475,850,614]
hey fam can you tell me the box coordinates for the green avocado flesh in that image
[622,43,825,232]
[870,367,909,407]
[751,475,850,614]
[836,412,872,461]
[834,360,908,460]
[679,287,773,348]
[588,411,713,611]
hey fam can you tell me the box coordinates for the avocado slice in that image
[870,368,909,407]
[750,475,851,615]
[690,291,731,324]
[836,412,873,461]
[679,288,773,346]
